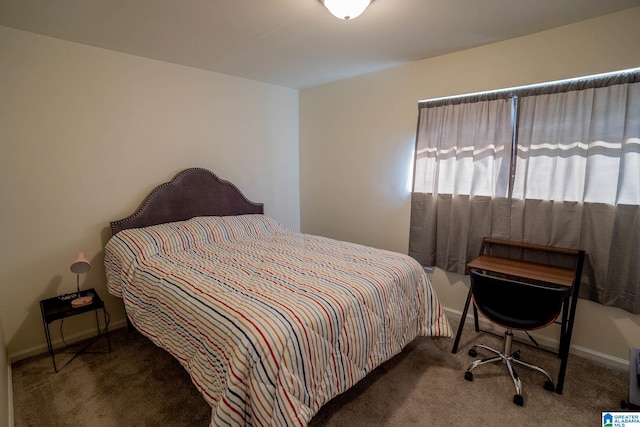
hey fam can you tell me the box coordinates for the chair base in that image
[464,330,555,406]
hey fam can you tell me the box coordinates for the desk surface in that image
[467,255,575,287]
[40,289,104,323]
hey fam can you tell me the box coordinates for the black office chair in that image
[464,268,572,406]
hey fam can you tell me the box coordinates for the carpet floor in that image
[12,320,630,426]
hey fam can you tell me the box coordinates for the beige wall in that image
[300,9,640,367]
[2,8,639,373]
[0,26,300,359]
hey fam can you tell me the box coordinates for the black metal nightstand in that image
[40,288,111,372]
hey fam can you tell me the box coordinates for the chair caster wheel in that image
[543,380,555,392]
[513,394,524,406]
[464,371,473,381]
[468,348,477,357]
[513,350,521,360]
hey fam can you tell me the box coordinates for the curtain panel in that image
[410,70,640,313]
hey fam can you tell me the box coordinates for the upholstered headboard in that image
[110,168,264,235]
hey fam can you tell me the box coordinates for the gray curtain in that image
[410,70,640,313]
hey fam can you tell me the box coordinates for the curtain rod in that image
[419,68,640,109]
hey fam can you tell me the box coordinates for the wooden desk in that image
[452,238,585,395]
[467,255,574,287]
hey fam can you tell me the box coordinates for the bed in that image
[104,167,451,426]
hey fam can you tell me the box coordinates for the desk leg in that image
[40,303,58,373]
[93,309,100,335]
[93,308,112,353]
[558,296,570,358]
[555,251,585,395]
[452,288,473,354]
[43,322,58,373]
[556,351,569,394]
[556,294,578,394]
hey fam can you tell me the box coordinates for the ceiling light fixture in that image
[320,0,373,20]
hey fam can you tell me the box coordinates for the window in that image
[409,69,640,313]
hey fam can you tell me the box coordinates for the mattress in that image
[105,214,450,426]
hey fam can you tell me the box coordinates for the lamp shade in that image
[321,0,372,20]
[70,252,91,274]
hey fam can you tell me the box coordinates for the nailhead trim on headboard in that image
[110,168,264,235]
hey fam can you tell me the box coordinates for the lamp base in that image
[71,295,93,307]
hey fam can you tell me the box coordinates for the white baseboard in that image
[443,306,629,370]
[8,318,128,363]
[7,363,13,427]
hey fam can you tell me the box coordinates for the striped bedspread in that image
[105,215,450,426]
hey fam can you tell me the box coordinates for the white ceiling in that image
[1,0,639,89]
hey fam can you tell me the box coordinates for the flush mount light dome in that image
[320,0,373,20]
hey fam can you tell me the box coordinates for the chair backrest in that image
[469,268,572,331]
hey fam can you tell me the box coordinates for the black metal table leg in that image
[452,288,473,354]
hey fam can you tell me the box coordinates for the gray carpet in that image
[12,321,630,426]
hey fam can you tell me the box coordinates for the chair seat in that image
[463,268,572,405]
[470,269,571,332]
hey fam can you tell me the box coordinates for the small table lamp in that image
[70,252,93,307]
